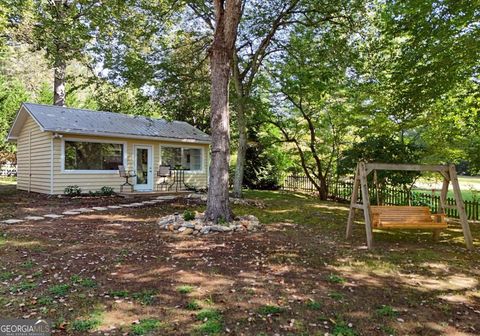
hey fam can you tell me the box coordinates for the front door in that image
[134,145,153,191]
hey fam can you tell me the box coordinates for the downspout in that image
[28,131,32,192]
[50,136,54,194]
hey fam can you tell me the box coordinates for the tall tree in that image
[205,0,242,222]
[232,0,364,197]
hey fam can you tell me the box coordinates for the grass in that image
[71,275,97,288]
[195,309,223,335]
[49,284,70,296]
[305,299,322,310]
[20,260,35,269]
[0,271,14,281]
[70,308,103,332]
[185,300,202,311]
[177,285,195,294]
[327,274,347,284]
[332,321,357,336]
[376,305,398,318]
[132,290,156,305]
[257,305,284,315]
[130,318,164,335]
[9,280,37,292]
[109,289,130,298]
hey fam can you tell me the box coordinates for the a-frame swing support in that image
[346,162,474,250]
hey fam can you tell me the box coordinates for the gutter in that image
[45,130,212,145]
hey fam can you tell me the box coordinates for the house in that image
[7,103,211,194]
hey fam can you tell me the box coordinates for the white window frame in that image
[61,137,127,174]
[159,145,205,174]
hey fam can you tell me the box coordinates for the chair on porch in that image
[118,165,136,192]
[156,165,171,191]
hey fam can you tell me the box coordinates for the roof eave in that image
[49,129,211,144]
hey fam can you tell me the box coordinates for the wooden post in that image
[346,165,360,239]
[449,164,474,250]
[439,175,449,214]
[359,162,373,249]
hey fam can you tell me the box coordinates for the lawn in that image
[0,188,479,335]
[414,176,480,201]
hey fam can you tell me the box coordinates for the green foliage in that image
[130,319,164,336]
[306,300,322,310]
[100,186,114,196]
[64,185,81,196]
[132,290,156,305]
[183,210,195,221]
[257,305,284,315]
[196,309,222,321]
[195,309,223,335]
[49,284,70,296]
[0,271,14,281]
[185,300,201,311]
[375,305,398,318]
[21,260,35,269]
[195,320,223,335]
[71,318,99,332]
[332,321,357,336]
[109,290,129,298]
[37,296,54,306]
[177,285,194,294]
[338,135,425,186]
[327,274,346,284]
[9,281,37,292]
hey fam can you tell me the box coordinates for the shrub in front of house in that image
[100,186,114,196]
[64,185,82,196]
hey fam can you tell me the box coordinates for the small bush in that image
[100,186,114,196]
[183,210,195,221]
[64,185,81,196]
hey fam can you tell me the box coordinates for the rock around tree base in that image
[157,212,262,235]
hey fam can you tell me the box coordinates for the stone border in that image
[0,194,265,225]
[0,195,180,225]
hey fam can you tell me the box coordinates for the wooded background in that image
[1,0,478,199]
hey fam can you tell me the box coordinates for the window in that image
[64,141,124,171]
[161,147,202,171]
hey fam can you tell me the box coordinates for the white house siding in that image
[51,134,209,194]
[16,116,52,193]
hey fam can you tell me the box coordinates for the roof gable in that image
[7,105,44,141]
[8,103,211,143]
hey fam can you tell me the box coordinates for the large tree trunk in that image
[53,57,66,106]
[205,0,242,223]
[53,0,66,107]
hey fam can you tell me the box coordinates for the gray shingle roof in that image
[22,103,211,143]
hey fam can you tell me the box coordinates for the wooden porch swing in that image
[345,162,474,250]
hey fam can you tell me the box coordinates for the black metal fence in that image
[282,175,480,221]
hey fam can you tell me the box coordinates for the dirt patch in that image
[0,189,479,335]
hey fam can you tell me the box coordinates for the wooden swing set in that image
[346,162,474,250]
